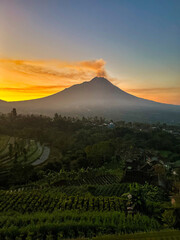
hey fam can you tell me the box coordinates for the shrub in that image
[162,210,176,228]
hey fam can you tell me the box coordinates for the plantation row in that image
[2,183,130,197]
[76,174,122,185]
[93,183,130,197]
[58,183,130,197]
[0,190,126,213]
[0,211,161,239]
[54,174,122,186]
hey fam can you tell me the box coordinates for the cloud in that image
[0,58,108,101]
[0,58,107,79]
[126,87,180,94]
[125,87,180,105]
[79,59,107,77]
[0,85,69,92]
[1,58,179,104]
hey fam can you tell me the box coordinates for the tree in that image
[11,108,17,118]
[54,113,59,121]
[153,164,166,186]
[85,141,114,167]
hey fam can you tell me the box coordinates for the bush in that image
[162,210,176,228]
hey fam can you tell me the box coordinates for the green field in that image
[0,135,10,152]
[0,135,50,177]
[0,211,161,239]
[0,115,180,239]
[0,189,126,213]
[55,183,130,197]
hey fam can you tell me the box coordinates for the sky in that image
[0,0,179,104]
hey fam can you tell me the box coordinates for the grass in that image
[91,230,180,239]
[67,230,180,240]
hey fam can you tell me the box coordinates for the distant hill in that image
[0,77,180,123]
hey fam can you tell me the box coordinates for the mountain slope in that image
[0,77,180,123]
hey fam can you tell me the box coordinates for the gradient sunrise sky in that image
[0,0,179,104]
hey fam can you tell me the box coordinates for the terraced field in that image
[0,135,10,152]
[0,135,50,176]
[0,189,126,213]
[0,210,161,239]
[53,174,122,187]
[57,183,130,196]
[32,146,50,166]
[0,188,179,239]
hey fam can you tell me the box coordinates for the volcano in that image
[0,77,180,123]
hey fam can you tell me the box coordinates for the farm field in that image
[54,183,130,196]
[0,115,180,239]
[53,174,122,187]
[0,189,127,213]
[0,135,50,177]
[32,146,50,166]
[0,211,161,239]
[0,135,10,152]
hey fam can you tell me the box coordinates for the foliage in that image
[162,210,176,228]
[0,211,161,239]
[0,113,179,238]
[0,189,127,213]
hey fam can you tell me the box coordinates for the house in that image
[108,122,115,129]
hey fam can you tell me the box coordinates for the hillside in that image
[0,77,180,123]
[0,115,180,238]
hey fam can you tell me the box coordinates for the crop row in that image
[0,211,161,239]
[74,174,121,185]
[0,190,127,213]
[59,183,130,197]
[54,174,122,187]
[93,183,130,197]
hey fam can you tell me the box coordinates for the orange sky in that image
[0,1,179,105]
[0,58,179,105]
[0,58,106,101]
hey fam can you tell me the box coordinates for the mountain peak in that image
[1,76,179,124]
[90,76,111,84]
